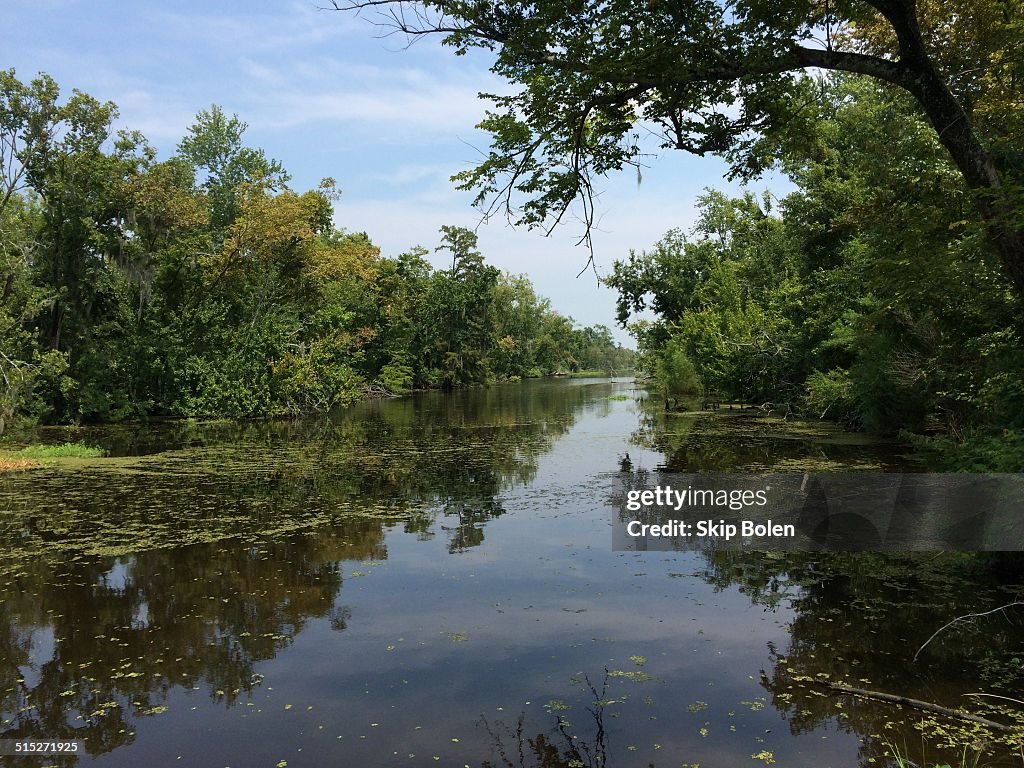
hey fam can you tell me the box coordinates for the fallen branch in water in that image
[963,693,1024,708]
[807,680,1013,732]
[914,602,1024,662]
[361,384,400,398]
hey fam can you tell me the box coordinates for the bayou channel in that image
[2,378,1023,767]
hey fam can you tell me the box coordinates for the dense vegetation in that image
[0,71,633,432]
[326,0,1022,470]
[340,0,1022,299]
[608,73,1023,470]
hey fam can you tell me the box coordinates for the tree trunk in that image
[989,225,1024,300]
[910,70,1024,298]
[878,0,1024,300]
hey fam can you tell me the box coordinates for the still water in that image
[2,379,1023,767]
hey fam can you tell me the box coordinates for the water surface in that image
[2,380,1022,767]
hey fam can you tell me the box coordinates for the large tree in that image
[331,0,1023,297]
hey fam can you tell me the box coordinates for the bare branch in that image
[914,601,1024,662]
[806,679,1014,732]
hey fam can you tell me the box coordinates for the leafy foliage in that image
[332,0,1024,296]
[0,70,635,430]
[608,75,1023,467]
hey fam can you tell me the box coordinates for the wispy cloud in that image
[231,56,504,141]
[147,1,358,53]
[365,162,456,186]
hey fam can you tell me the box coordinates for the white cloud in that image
[261,83,485,134]
[238,58,292,89]
[109,90,201,145]
[365,162,455,186]
[227,56,504,142]
[147,1,358,53]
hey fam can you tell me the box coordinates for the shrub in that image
[804,368,858,424]
[377,361,414,393]
[657,336,702,409]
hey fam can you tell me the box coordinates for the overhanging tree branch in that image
[328,0,1024,298]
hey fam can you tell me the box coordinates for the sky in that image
[2,0,780,345]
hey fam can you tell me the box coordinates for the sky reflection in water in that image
[2,379,1023,767]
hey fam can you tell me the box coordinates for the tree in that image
[605,73,1024,442]
[331,0,1024,298]
[657,333,702,410]
[178,106,288,232]
[0,70,166,420]
[4,71,626,425]
[490,273,544,377]
[425,226,501,385]
[608,191,800,402]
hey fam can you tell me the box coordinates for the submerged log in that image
[808,680,1013,732]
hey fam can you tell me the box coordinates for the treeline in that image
[0,71,633,431]
[609,75,1023,469]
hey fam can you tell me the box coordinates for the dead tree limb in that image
[808,680,1013,732]
[914,602,1024,662]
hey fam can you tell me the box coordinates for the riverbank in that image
[0,441,107,472]
[0,381,924,474]
[0,455,38,472]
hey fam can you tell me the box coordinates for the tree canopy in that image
[332,0,1024,296]
[607,74,1024,468]
[0,70,634,431]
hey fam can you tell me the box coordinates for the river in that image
[2,378,1022,767]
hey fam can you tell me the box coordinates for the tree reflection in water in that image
[479,672,612,768]
[0,382,597,762]
[0,526,379,762]
[701,551,1024,766]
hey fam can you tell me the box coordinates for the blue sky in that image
[3,0,777,344]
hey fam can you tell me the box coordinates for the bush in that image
[657,336,702,409]
[849,328,933,433]
[912,430,1024,472]
[976,372,1024,430]
[804,368,858,423]
[180,351,274,418]
[377,361,414,393]
[273,339,364,415]
[0,349,70,434]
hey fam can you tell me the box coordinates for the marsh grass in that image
[13,442,106,459]
[881,736,1022,768]
[0,442,106,471]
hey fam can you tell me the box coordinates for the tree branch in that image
[808,679,1014,732]
[914,601,1024,662]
